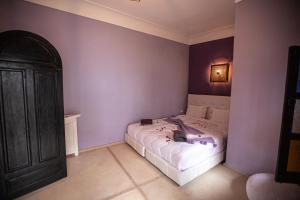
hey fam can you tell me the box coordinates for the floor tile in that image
[140,165,248,200]
[17,144,248,200]
[109,144,161,184]
[109,189,145,200]
[18,148,134,200]
[140,176,190,200]
[182,165,248,200]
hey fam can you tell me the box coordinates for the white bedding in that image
[127,115,227,171]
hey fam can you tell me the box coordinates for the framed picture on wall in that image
[210,63,229,82]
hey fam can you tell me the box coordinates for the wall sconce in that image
[210,63,229,82]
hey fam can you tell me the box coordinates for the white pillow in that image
[209,107,230,124]
[186,105,207,119]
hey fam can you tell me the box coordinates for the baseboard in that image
[223,162,248,177]
[66,153,75,158]
[79,141,125,153]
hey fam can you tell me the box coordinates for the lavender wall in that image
[189,37,234,96]
[226,0,300,175]
[0,0,189,150]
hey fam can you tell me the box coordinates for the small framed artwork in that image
[210,63,229,82]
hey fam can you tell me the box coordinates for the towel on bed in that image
[164,118,217,147]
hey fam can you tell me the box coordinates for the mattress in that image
[127,115,227,171]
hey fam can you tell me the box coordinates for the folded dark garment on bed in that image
[173,130,187,142]
[140,119,153,125]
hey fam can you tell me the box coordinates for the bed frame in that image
[125,94,230,186]
[125,133,224,186]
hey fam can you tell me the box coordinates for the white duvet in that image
[127,115,227,171]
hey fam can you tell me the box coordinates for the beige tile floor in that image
[18,143,248,200]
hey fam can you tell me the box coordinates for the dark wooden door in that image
[276,46,300,184]
[0,31,66,199]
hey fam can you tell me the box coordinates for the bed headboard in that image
[188,94,231,109]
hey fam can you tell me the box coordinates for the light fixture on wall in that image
[210,63,229,82]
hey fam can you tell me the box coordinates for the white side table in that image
[64,114,80,156]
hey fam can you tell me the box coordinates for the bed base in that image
[125,133,145,156]
[125,133,224,186]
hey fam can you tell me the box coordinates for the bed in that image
[125,94,230,186]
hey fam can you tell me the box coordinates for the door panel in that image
[0,30,66,199]
[0,68,66,199]
[5,164,62,195]
[35,71,59,162]
[0,70,31,172]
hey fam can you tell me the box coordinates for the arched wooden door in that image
[0,30,66,199]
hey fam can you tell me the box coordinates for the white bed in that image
[125,94,230,186]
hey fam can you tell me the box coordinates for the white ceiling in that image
[25,0,237,44]
[90,0,235,36]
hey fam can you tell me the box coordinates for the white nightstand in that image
[64,114,80,156]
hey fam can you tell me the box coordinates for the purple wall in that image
[189,37,234,96]
[0,1,189,150]
[226,0,300,175]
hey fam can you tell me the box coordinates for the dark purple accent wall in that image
[189,37,234,96]
[0,1,189,150]
[226,0,300,175]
